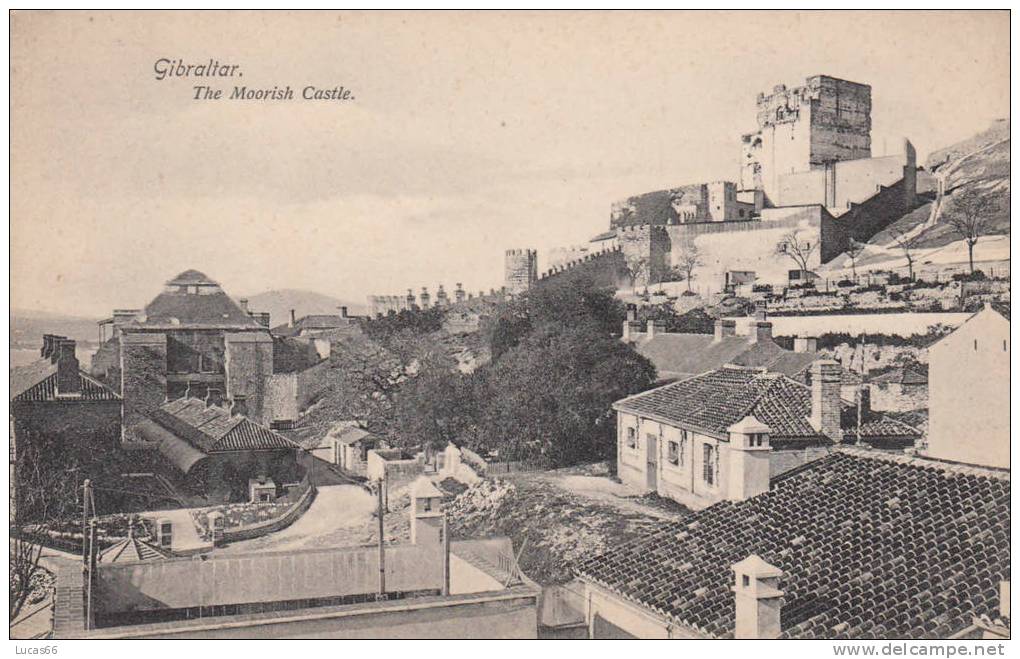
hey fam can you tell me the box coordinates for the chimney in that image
[646,319,666,338]
[857,385,871,418]
[748,321,773,344]
[40,334,53,359]
[732,555,784,639]
[454,283,465,303]
[289,309,296,327]
[230,395,248,417]
[793,336,818,353]
[726,416,772,501]
[409,476,444,545]
[239,298,249,313]
[340,305,348,318]
[1000,581,1010,620]
[714,319,737,342]
[43,334,67,361]
[55,340,81,396]
[810,360,843,442]
[205,388,224,408]
[754,308,767,322]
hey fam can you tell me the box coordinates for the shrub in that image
[952,270,987,282]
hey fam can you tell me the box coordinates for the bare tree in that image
[889,228,921,281]
[624,251,649,290]
[944,188,1005,273]
[673,241,703,293]
[775,230,817,276]
[845,239,866,280]
[10,440,82,622]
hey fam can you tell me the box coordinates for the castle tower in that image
[741,75,871,205]
[504,249,538,294]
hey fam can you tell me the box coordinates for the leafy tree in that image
[471,321,656,466]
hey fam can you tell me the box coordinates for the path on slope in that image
[212,484,379,554]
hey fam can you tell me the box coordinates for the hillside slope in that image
[848,120,1010,266]
[11,309,101,348]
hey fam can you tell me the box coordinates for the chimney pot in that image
[714,319,737,342]
[55,340,81,396]
[732,554,784,639]
[289,309,296,327]
[727,416,772,501]
[239,298,249,312]
[748,321,773,344]
[340,306,348,318]
[793,336,818,353]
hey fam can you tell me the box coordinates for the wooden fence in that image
[484,460,547,476]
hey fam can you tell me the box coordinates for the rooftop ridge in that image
[834,446,1010,482]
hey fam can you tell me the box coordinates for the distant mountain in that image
[10,309,102,348]
[244,289,368,327]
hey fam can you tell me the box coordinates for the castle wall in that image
[776,152,909,214]
[666,208,827,290]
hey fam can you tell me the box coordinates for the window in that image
[703,444,715,486]
[974,339,978,351]
[667,441,679,466]
[678,430,689,466]
[625,427,637,449]
[424,498,433,512]
[199,354,217,373]
[1004,340,1008,352]
[742,575,750,587]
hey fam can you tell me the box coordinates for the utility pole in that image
[85,519,97,630]
[377,481,386,598]
[442,513,450,596]
[81,479,92,566]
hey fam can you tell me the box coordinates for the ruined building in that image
[605,75,918,290]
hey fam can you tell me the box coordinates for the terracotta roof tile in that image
[575,449,1010,639]
[615,366,920,444]
[11,362,121,403]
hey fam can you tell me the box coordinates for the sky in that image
[10,10,1010,317]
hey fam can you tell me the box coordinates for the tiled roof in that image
[166,269,219,286]
[134,276,261,329]
[328,422,375,446]
[152,398,300,453]
[868,367,928,386]
[99,534,170,563]
[729,341,818,378]
[575,448,1010,639]
[634,334,751,380]
[11,360,121,402]
[614,366,920,444]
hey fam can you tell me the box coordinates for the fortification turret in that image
[504,248,538,294]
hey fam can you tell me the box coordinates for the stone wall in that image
[120,332,168,428]
[224,331,274,423]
